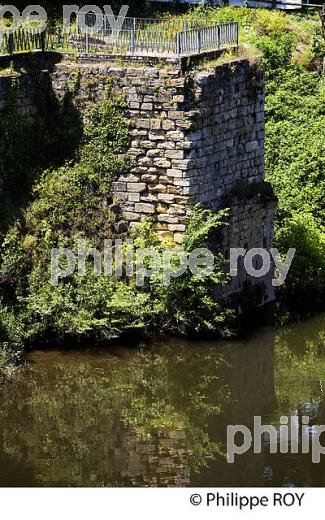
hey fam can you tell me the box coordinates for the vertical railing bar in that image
[176,32,180,57]
[8,32,13,54]
[41,30,45,51]
[131,18,136,54]
[85,24,89,53]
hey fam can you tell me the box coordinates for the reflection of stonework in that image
[112,331,276,487]
[116,427,190,487]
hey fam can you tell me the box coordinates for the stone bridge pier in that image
[0,52,277,307]
[101,55,277,307]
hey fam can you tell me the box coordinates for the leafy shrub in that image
[0,208,231,347]
[253,32,295,72]
[253,9,289,36]
[276,213,325,280]
[247,12,325,298]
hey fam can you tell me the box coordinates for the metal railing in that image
[0,17,239,57]
[0,28,65,55]
[178,22,238,55]
[149,0,323,10]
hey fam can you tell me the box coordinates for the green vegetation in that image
[242,9,325,302]
[262,41,325,302]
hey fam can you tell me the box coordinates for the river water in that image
[0,313,324,487]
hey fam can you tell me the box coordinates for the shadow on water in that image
[0,453,37,487]
[0,313,324,487]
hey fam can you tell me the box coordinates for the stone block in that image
[123,212,141,221]
[158,193,176,204]
[166,169,183,178]
[127,183,147,193]
[153,158,171,169]
[135,203,155,214]
[150,119,162,130]
[128,193,140,202]
[167,224,186,232]
[165,150,185,160]
[137,119,150,129]
[112,182,126,192]
[162,120,175,131]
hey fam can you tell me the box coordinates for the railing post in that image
[41,30,45,51]
[8,32,14,55]
[198,27,201,54]
[217,25,221,50]
[235,22,239,48]
[57,27,62,49]
[85,25,89,53]
[176,32,181,57]
[131,17,136,54]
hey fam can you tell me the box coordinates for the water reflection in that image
[0,313,324,487]
[0,345,230,487]
[264,314,325,487]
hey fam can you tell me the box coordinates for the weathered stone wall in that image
[0,52,276,305]
[49,57,194,244]
[0,72,38,117]
[217,190,276,306]
[190,60,265,208]
[47,56,269,244]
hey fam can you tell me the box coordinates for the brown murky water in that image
[0,313,324,487]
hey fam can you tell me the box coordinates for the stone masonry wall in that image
[50,56,195,244]
[0,72,38,117]
[0,53,276,305]
[48,57,268,244]
[217,192,276,306]
[190,60,265,208]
